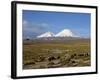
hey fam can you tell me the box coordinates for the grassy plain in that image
[23,39,90,69]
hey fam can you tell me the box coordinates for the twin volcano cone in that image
[37,29,78,38]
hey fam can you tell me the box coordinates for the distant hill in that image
[23,28,90,41]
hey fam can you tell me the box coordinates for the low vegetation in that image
[23,39,90,69]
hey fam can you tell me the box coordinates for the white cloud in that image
[22,20,49,38]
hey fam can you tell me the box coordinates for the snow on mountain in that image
[55,29,78,37]
[37,32,55,38]
[37,29,79,38]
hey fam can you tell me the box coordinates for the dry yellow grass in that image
[23,39,90,69]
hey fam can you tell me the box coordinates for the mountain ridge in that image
[37,29,79,38]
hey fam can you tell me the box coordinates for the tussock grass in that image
[23,39,90,69]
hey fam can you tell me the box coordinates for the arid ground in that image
[23,38,90,69]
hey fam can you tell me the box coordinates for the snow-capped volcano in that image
[37,29,79,38]
[55,29,77,37]
[37,32,55,38]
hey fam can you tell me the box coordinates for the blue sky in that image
[23,10,91,38]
